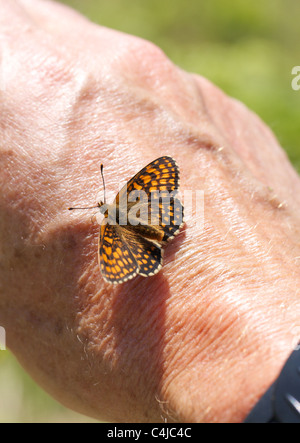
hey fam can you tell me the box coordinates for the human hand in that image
[1,0,300,422]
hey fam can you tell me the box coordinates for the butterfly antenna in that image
[100,163,106,204]
[68,205,99,211]
[68,162,106,211]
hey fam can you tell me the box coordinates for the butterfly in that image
[70,156,184,284]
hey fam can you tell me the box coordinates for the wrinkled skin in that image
[0,0,300,423]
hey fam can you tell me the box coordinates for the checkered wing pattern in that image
[116,156,179,199]
[115,156,184,242]
[99,223,138,283]
[99,222,163,283]
[119,227,163,278]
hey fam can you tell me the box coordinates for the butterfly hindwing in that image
[99,222,138,283]
[118,228,163,277]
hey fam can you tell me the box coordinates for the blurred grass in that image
[61,0,300,167]
[0,351,97,422]
[1,0,299,422]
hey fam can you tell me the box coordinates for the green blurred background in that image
[1,0,299,423]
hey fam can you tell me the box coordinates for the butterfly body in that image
[97,156,184,284]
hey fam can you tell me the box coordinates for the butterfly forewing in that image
[115,156,180,202]
[115,156,184,240]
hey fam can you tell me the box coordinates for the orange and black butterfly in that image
[70,156,184,284]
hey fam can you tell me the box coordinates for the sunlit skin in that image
[0,0,300,422]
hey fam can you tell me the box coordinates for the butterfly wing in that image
[118,227,163,277]
[115,156,184,242]
[116,156,180,200]
[99,221,139,284]
[99,221,163,282]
